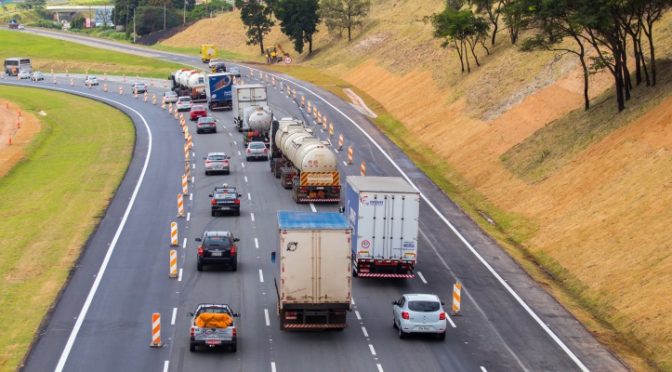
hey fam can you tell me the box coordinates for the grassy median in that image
[0,29,184,78]
[0,86,134,370]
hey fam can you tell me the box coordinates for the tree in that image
[638,0,672,85]
[469,0,504,45]
[320,0,370,42]
[501,0,526,44]
[240,0,275,54]
[432,7,489,73]
[274,0,320,54]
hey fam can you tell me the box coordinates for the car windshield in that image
[204,235,232,249]
[192,106,205,111]
[197,306,231,316]
[249,142,266,149]
[208,154,227,161]
[178,97,190,102]
[199,117,215,123]
[408,300,441,312]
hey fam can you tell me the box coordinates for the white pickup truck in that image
[189,303,239,352]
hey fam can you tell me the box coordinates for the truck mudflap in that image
[283,323,347,329]
[279,307,349,331]
[357,272,416,279]
[354,259,416,279]
[298,198,341,203]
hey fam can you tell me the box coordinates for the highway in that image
[6,29,627,372]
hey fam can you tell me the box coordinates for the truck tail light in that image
[230,245,237,255]
[211,199,216,205]
[234,199,240,205]
[190,327,195,337]
[401,311,410,320]
[299,187,308,193]
[439,312,446,320]
[197,246,204,257]
[232,327,237,337]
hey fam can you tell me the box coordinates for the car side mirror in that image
[238,194,242,197]
[208,194,213,197]
[441,301,445,306]
[233,313,240,317]
[188,312,194,316]
[195,238,202,242]
[227,156,231,159]
[392,301,397,306]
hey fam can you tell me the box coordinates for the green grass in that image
[0,86,134,370]
[501,60,672,184]
[0,29,186,78]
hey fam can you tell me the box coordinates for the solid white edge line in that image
[361,326,368,338]
[355,310,361,320]
[178,268,183,282]
[171,307,177,325]
[259,269,264,283]
[254,238,259,249]
[264,308,270,326]
[417,271,428,284]
[52,88,153,372]
[377,364,384,372]
[368,344,376,356]
[310,203,317,213]
[235,67,590,372]
[163,360,169,372]
[271,362,277,372]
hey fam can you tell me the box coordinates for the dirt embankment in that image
[0,100,41,177]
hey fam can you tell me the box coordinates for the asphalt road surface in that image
[5,29,627,372]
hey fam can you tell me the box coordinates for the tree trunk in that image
[620,37,632,99]
[646,21,656,86]
[468,38,480,66]
[308,34,313,54]
[573,35,590,111]
[258,27,265,55]
[614,53,626,112]
[632,33,641,85]
[454,39,464,73]
[348,26,351,42]
[463,40,471,73]
[638,36,650,86]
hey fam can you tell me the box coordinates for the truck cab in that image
[189,303,238,352]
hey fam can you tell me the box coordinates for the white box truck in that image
[275,211,352,330]
[232,84,267,132]
[345,176,420,278]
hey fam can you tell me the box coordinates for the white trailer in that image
[345,176,419,278]
[232,84,267,132]
[275,211,352,330]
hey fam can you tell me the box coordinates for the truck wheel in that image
[393,318,397,329]
[230,344,237,353]
[190,344,196,352]
[231,262,237,271]
[235,210,240,216]
[211,211,216,217]
[197,262,203,271]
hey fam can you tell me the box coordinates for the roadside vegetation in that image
[0,86,134,370]
[0,29,184,77]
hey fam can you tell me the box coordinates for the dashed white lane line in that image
[191,176,194,183]
[244,176,248,183]
[377,364,384,372]
[355,310,362,321]
[178,268,183,282]
[258,269,264,283]
[189,193,193,201]
[186,212,191,222]
[351,298,355,305]
[361,326,369,338]
[417,271,428,284]
[233,140,237,145]
[191,152,195,157]
[182,238,187,249]
[238,150,242,156]
[171,307,177,325]
[310,203,317,213]
[247,192,251,201]
[368,344,377,356]
[343,161,348,167]
[163,360,169,372]
[250,212,255,222]
[264,308,270,326]
[241,162,246,168]
[271,362,277,372]
[228,132,232,136]
[254,238,259,249]
[480,367,487,372]
[192,163,195,169]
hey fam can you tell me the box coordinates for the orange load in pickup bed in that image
[195,313,232,328]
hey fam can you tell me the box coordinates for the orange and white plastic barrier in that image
[170,222,178,246]
[182,174,189,195]
[338,134,344,150]
[134,91,138,99]
[301,96,306,107]
[119,86,124,95]
[186,134,193,150]
[150,313,162,347]
[292,88,297,99]
[152,94,157,105]
[184,161,191,179]
[328,122,334,137]
[287,86,291,96]
[103,83,108,92]
[360,161,366,176]
[168,102,173,112]
[347,146,353,164]
[174,111,179,120]
[177,193,185,217]
[143,92,148,102]
[184,144,190,162]
[313,106,318,118]
[452,282,462,315]
[69,78,74,86]
[161,101,166,110]
[169,250,178,278]
[307,101,312,112]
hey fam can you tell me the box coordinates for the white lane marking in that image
[254,238,259,249]
[417,271,427,284]
[191,176,194,183]
[377,364,384,372]
[264,308,270,326]
[192,163,195,169]
[361,326,368,338]
[186,212,191,221]
[189,193,193,201]
[250,213,255,222]
[271,362,277,372]
[244,176,248,183]
[192,152,195,157]
[480,367,488,372]
[259,269,264,283]
[182,238,187,249]
[178,268,183,282]
[228,132,232,136]
[310,203,317,213]
[233,140,237,145]
[343,161,348,166]
[241,162,246,168]
[247,192,251,201]
[238,150,242,156]
[446,312,456,328]
[171,307,177,325]
[239,67,590,372]
[53,88,154,372]
[351,298,355,305]
[368,344,377,356]
[355,310,361,320]
[163,360,169,372]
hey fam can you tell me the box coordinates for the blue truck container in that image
[205,72,234,111]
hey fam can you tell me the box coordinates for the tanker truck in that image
[270,118,341,203]
[170,69,207,102]
[233,84,267,132]
[243,106,273,147]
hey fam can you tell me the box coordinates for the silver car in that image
[392,294,447,340]
[85,76,99,86]
[162,91,178,104]
[245,141,268,161]
[204,152,231,175]
[18,70,31,79]
[31,71,44,81]
[176,96,192,111]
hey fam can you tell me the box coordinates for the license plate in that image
[205,339,221,345]
[211,252,222,257]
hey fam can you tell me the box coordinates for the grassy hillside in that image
[162,2,672,370]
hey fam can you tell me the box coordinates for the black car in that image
[210,185,241,216]
[195,231,239,271]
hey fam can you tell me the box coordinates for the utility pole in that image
[183,0,186,25]
[163,1,166,30]
[132,7,136,43]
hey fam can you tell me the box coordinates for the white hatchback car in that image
[162,91,178,104]
[392,293,447,340]
[176,96,192,111]
[85,76,99,86]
